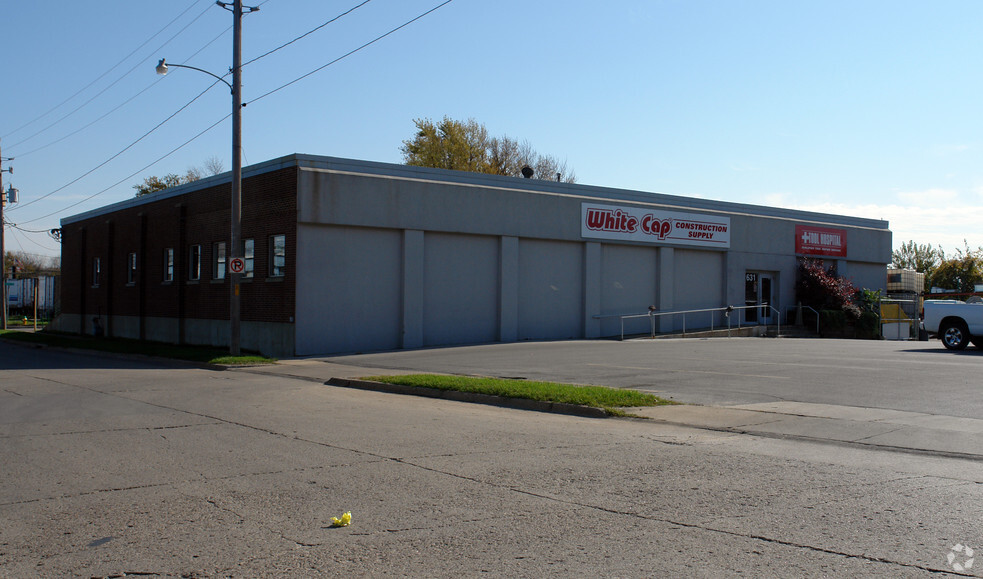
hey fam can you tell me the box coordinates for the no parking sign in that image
[229,257,246,274]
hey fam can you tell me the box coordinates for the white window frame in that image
[269,234,286,278]
[189,245,201,281]
[243,238,254,279]
[163,248,174,282]
[127,252,137,285]
[212,241,227,280]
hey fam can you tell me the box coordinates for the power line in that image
[249,0,456,106]
[13,24,231,160]
[9,79,226,214]
[19,114,229,226]
[12,0,456,224]
[6,1,218,152]
[242,0,374,68]
[5,217,55,235]
[2,0,208,142]
[14,81,163,159]
[6,226,57,254]
[5,0,361,211]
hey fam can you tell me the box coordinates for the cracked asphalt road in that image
[1,341,982,577]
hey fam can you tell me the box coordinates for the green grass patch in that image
[361,374,674,412]
[0,330,276,366]
[6,318,49,327]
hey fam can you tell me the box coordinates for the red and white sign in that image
[229,257,246,274]
[581,203,730,248]
[795,225,847,257]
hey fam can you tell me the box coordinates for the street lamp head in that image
[156,59,168,75]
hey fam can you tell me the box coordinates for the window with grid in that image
[212,242,226,280]
[269,234,285,278]
[163,248,174,282]
[189,245,201,281]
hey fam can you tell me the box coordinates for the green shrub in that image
[820,309,846,331]
[855,311,880,340]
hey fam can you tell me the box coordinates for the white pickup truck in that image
[922,299,983,350]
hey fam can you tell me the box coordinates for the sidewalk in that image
[237,358,983,462]
[629,402,983,460]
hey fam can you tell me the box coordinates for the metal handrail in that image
[596,305,782,340]
[798,305,820,334]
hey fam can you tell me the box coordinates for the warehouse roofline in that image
[62,153,889,231]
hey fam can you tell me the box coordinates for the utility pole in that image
[1,141,10,331]
[157,1,256,355]
[229,0,244,356]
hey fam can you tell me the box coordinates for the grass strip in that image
[361,374,674,413]
[0,330,276,366]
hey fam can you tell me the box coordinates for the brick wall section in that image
[60,167,297,330]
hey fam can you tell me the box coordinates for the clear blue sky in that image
[2,0,981,263]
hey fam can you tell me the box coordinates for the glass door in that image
[759,274,773,324]
[744,272,775,324]
[745,273,759,323]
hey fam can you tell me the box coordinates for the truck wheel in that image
[940,321,970,350]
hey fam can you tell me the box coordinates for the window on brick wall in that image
[92,257,101,288]
[212,241,226,280]
[269,234,286,278]
[127,252,137,285]
[189,245,201,281]
[163,248,174,282]
[243,238,254,278]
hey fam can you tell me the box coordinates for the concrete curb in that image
[630,403,983,462]
[0,335,232,372]
[325,377,611,419]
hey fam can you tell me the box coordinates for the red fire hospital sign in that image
[795,225,847,257]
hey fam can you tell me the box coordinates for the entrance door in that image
[744,272,775,324]
[758,274,774,324]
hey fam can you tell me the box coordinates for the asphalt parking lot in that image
[310,336,982,418]
[3,337,982,577]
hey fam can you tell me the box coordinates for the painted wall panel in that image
[599,244,658,337]
[423,233,499,347]
[295,225,402,355]
[844,263,890,295]
[517,239,583,340]
[670,249,724,331]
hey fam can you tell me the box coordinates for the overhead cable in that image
[14,0,455,223]
[242,0,374,68]
[249,0,456,106]
[2,0,208,142]
[19,114,229,226]
[14,24,231,160]
[6,1,217,151]
[9,79,226,214]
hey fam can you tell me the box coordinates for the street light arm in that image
[156,59,233,93]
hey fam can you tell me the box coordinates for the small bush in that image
[855,311,881,340]
[820,309,846,331]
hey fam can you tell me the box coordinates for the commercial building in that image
[55,154,892,357]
